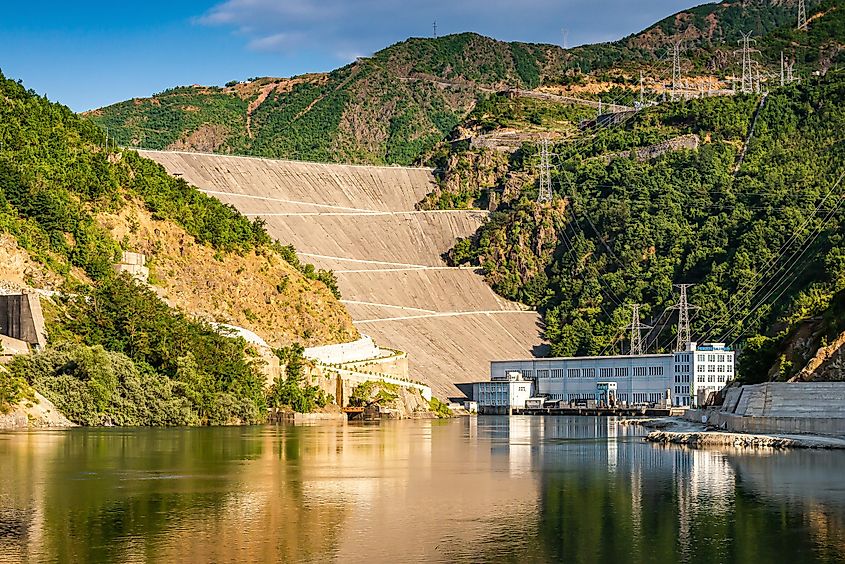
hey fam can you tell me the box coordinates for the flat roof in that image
[492,353,675,364]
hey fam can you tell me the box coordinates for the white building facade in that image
[473,372,534,414]
[476,342,734,413]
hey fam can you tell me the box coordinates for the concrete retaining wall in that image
[685,382,845,436]
[0,293,46,349]
[304,335,386,364]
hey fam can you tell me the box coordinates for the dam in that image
[139,150,543,398]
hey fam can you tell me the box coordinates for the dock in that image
[510,407,686,417]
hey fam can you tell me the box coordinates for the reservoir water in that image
[1,417,843,563]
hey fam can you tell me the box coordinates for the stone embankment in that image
[140,150,543,399]
[646,429,845,449]
[632,416,845,450]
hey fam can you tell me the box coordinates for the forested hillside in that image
[0,70,357,424]
[448,72,845,384]
[87,0,832,166]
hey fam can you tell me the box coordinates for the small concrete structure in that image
[114,251,149,283]
[304,335,387,364]
[0,334,29,364]
[0,292,46,349]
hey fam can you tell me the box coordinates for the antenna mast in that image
[433,21,438,38]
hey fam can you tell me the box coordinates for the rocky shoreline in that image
[627,417,845,450]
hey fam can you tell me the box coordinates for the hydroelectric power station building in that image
[473,342,735,414]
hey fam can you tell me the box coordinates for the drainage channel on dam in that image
[139,150,544,398]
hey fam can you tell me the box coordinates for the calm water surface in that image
[1,417,844,563]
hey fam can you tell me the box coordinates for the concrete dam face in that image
[140,150,543,398]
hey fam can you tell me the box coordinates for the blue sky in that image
[1,0,707,112]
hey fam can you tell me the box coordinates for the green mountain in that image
[440,0,845,383]
[87,0,833,166]
[0,70,356,424]
[80,0,845,385]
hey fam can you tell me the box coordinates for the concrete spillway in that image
[139,150,543,398]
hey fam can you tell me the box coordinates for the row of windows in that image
[675,396,691,406]
[697,354,730,363]
[533,365,671,379]
[631,393,664,404]
[697,364,734,374]
[674,364,691,373]
[696,375,729,383]
[674,385,690,395]
[675,374,691,383]
[477,383,509,392]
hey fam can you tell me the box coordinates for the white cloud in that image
[197,0,703,62]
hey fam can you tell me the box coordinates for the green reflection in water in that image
[0,419,843,564]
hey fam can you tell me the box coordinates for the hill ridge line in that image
[136,148,435,172]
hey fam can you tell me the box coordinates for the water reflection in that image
[0,418,843,563]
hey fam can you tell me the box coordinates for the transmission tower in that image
[433,21,438,38]
[562,28,569,49]
[735,32,760,94]
[786,58,797,84]
[536,137,555,204]
[670,284,700,352]
[639,71,644,105]
[798,0,808,30]
[626,304,652,356]
[671,42,682,101]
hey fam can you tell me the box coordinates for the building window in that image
[521,370,534,380]
[536,369,549,379]
[599,368,613,378]
[648,366,663,376]
[708,354,716,362]
[708,365,715,372]
[551,369,564,378]
[567,368,581,378]
[615,367,628,377]
[634,366,647,376]
[584,368,596,378]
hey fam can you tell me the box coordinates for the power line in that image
[699,171,845,343]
